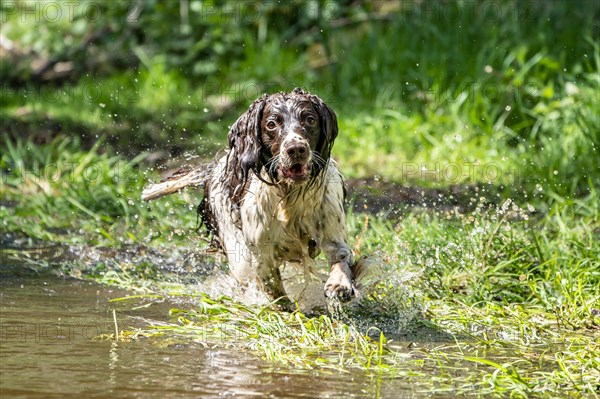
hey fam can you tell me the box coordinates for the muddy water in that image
[0,262,426,399]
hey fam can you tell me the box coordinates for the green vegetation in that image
[1,1,599,398]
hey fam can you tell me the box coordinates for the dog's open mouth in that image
[280,163,311,181]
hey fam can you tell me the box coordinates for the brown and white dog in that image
[200,88,356,309]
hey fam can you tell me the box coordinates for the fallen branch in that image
[141,163,213,201]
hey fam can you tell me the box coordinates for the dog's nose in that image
[286,142,309,158]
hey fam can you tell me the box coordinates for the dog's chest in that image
[241,179,324,256]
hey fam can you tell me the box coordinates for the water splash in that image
[6,236,424,335]
[348,256,424,335]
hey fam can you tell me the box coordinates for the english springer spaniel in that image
[200,88,358,310]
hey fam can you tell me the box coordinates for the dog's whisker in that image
[311,152,328,170]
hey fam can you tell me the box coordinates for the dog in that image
[200,88,357,309]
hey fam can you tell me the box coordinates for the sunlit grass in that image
[99,284,598,397]
[2,1,599,396]
[4,146,593,398]
[0,135,199,245]
[2,134,598,398]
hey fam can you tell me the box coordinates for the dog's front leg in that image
[251,245,294,311]
[256,260,291,308]
[322,242,354,301]
[318,166,356,302]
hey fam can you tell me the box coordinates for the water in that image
[0,262,422,399]
[2,246,581,398]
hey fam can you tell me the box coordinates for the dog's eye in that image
[266,120,278,130]
[305,115,317,126]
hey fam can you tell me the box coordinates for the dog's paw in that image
[324,272,354,302]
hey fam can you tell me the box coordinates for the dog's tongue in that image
[289,164,304,177]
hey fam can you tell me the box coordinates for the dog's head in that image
[224,88,338,195]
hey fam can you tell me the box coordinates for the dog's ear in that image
[306,91,338,168]
[224,95,268,202]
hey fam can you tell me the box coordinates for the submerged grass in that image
[102,285,598,397]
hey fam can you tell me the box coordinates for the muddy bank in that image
[345,177,506,214]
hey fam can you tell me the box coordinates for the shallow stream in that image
[0,259,434,399]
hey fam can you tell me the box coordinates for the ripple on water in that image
[0,263,414,399]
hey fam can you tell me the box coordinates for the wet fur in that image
[201,88,355,309]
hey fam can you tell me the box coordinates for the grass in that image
[3,2,598,196]
[0,135,200,245]
[91,233,598,397]
[105,294,598,397]
[2,1,600,397]
[3,140,598,396]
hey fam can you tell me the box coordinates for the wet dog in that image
[200,88,357,309]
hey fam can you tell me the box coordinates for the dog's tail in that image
[141,163,213,201]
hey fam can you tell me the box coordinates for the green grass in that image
[82,215,598,397]
[3,136,598,397]
[3,2,598,197]
[0,136,197,244]
[103,292,599,397]
[2,1,600,397]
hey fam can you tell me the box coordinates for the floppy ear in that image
[306,92,338,169]
[223,95,267,203]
